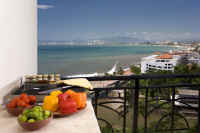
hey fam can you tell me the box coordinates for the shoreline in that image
[38,44,177,75]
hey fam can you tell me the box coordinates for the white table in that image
[0,100,101,133]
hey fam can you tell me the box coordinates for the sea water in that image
[38,44,175,75]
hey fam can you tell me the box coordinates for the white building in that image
[141,52,181,73]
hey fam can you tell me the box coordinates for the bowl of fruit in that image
[6,93,36,116]
[18,106,53,131]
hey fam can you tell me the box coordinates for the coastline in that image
[38,44,175,75]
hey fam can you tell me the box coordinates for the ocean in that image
[38,44,175,75]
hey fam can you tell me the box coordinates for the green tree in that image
[130,65,141,74]
[174,63,200,84]
[118,67,124,75]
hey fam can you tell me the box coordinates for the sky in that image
[38,0,200,41]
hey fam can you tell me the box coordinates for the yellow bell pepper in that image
[42,95,58,112]
[50,90,63,97]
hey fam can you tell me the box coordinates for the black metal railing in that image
[62,74,200,133]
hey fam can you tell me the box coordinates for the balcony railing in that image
[62,74,200,133]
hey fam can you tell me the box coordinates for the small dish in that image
[17,113,53,130]
[6,105,33,116]
[6,106,25,116]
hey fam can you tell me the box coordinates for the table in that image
[0,100,101,133]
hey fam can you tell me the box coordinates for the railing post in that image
[94,90,99,116]
[144,88,148,133]
[123,88,127,133]
[170,88,175,133]
[132,79,139,133]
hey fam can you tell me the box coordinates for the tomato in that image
[23,98,30,104]
[20,93,28,101]
[28,95,36,104]
[7,94,37,109]
[17,100,26,107]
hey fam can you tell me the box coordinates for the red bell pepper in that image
[58,93,77,115]
[58,93,69,101]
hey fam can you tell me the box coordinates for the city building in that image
[141,52,181,73]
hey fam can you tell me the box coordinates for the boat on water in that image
[106,61,118,75]
[65,62,118,78]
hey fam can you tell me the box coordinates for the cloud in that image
[184,32,191,36]
[142,32,148,34]
[38,5,54,10]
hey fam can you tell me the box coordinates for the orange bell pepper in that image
[65,90,87,109]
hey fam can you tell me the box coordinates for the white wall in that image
[0,0,37,89]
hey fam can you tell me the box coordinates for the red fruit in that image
[58,93,70,102]
[13,97,19,102]
[23,98,30,104]
[20,93,28,100]
[11,97,19,107]
[59,98,77,115]
[28,95,36,104]
[17,100,26,107]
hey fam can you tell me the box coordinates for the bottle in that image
[55,74,61,81]
[49,74,55,84]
